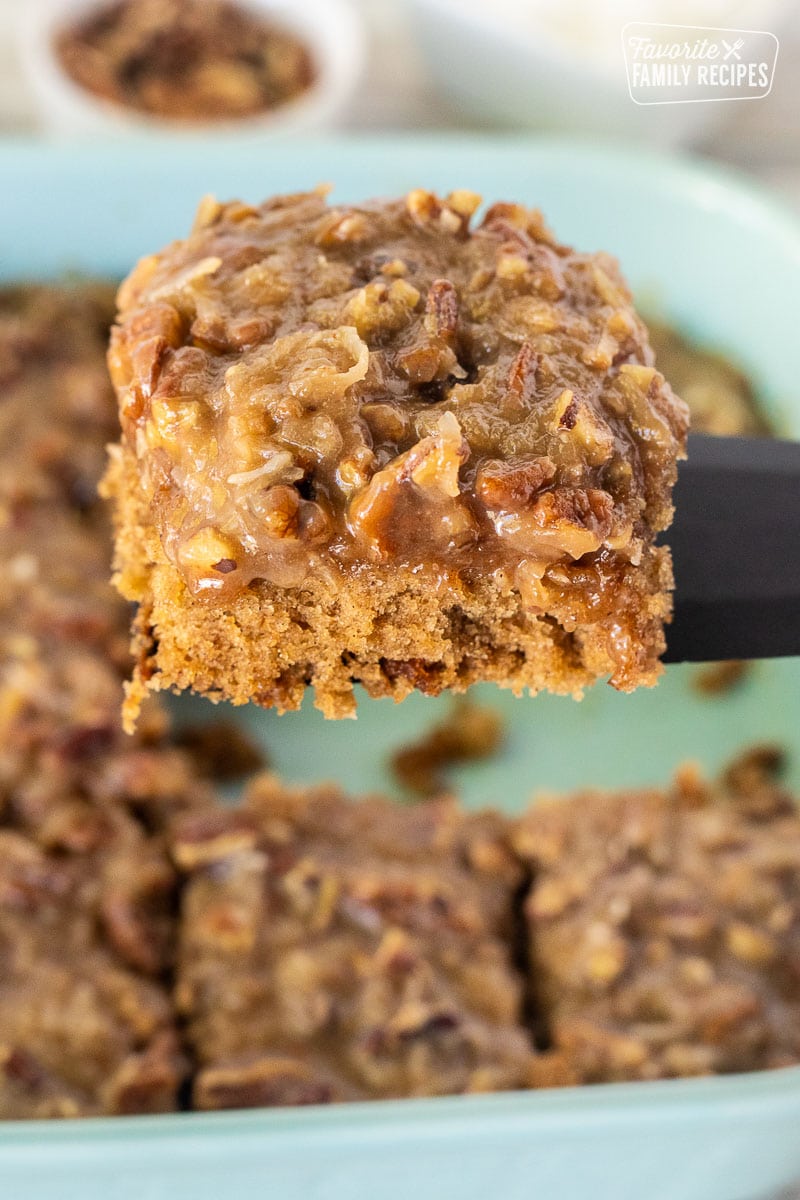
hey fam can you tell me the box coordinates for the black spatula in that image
[664,433,800,664]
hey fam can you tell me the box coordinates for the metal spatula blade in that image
[664,433,800,664]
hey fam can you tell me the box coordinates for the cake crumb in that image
[692,660,749,696]
[391,699,505,797]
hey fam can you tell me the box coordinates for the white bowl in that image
[18,0,365,138]
[407,0,786,148]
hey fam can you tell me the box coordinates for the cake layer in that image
[105,188,688,724]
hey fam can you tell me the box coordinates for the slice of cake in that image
[104,188,688,727]
[0,816,187,1118]
[512,749,800,1083]
[172,778,534,1108]
[0,282,217,841]
[0,281,215,1118]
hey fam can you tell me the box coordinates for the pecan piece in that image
[172,809,260,869]
[101,854,175,974]
[348,413,475,559]
[720,744,791,820]
[37,801,115,855]
[395,341,461,384]
[505,341,542,406]
[55,722,115,762]
[194,1057,335,1110]
[259,484,301,540]
[476,456,556,511]
[0,831,73,911]
[424,279,459,342]
[177,527,241,592]
[699,986,762,1042]
[490,486,614,564]
[314,210,369,247]
[173,721,265,782]
[725,921,777,965]
[380,658,447,697]
[104,1031,185,1116]
[480,201,529,233]
[406,189,464,234]
[1,1046,48,1093]
[391,698,504,797]
[395,1009,461,1041]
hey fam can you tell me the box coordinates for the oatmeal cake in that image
[105,188,689,727]
[0,814,186,1118]
[0,282,215,839]
[513,748,800,1083]
[0,282,216,1119]
[0,282,120,510]
[172,778,535,1108]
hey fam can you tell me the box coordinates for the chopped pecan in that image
[345,280,420,340]
[395,341,461,384]
[315,210,370,247]
[361,401,409,443]
[131,335,171,401]
[391,698,504,797]
[692,660,748,697]
[490,485,614,563]
[0,831,73,911]
[722,744,786,792]
[406,189,464,234]
[191,312,275,353]
[725,921,777,965]
[0,1046,48,1093]
[104,1031,185,1116]
[373,928,418,974]
[446,190,482,219]
[380,658,447,697]
[172,809,260,869]
[394,1006,461,1041]
[37,801,115,855]
[258,484,300,539]
[476,456,556,511]
[558,393,579,430]
[101,854,175,974]
[480,201,529,233]
[177,527,240,589]
[55,723,116,762]
[403,412,468,495]
[424,279,459,342]
[174,721,265,781]
[720,744,791,820]
[505,342,541,405]
[530,245,566,301]
[194,1057,335,1110]
[699,986,761,1042]
[348,413,475,559]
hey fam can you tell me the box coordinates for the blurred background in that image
[2,0,799,208]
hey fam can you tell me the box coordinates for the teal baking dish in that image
[2,135,800,1200]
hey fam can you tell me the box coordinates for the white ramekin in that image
[18,0,365,138]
